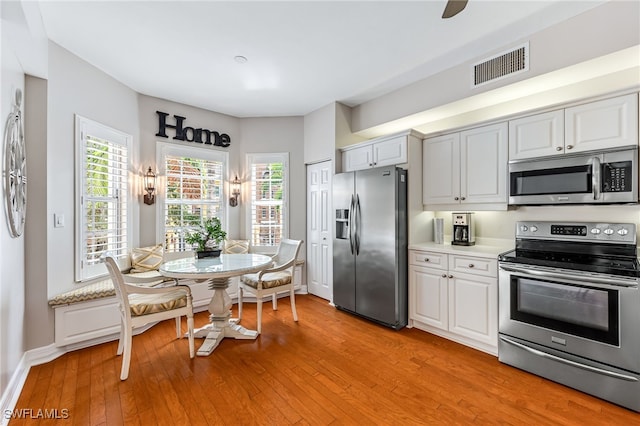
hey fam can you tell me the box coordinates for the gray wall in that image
[240,116,306,252]
[352,1,640,137]
[1,13,26,400]
[46,42,140,299]
[303,103,335,165]
[24,76,51,350]
[137,95,242,245]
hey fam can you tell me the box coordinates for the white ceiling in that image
[36,0,607,118]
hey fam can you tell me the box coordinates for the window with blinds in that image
[75,116,131,281]
[247,153,288,248]
[161,146,226,252]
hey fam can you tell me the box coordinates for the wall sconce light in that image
[229,175,241,207]
[143,167,156,205]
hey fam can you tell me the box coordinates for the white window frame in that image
[75,115,133,281]
[246,152,289,251]
[156,142,229,251]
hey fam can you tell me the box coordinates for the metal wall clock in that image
[3,88,27,238]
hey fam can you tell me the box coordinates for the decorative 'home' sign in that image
[156,111,231,147]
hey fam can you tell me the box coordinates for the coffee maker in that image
[451,212,475,246]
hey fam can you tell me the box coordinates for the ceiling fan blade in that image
[442,0,468,19]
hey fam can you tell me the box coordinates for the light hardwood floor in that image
[11,295,639,425]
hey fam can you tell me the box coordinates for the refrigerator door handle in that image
[349,195,355,255]
[355,194,361,255]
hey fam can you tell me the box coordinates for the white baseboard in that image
[0,354,28,426]
[0,344,66,426]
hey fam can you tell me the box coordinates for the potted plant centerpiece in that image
[185,217,227,258]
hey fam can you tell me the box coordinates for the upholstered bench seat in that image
[48,271,167,307]
[48,279,116,307]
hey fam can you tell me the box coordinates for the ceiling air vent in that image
[472,42,529,87]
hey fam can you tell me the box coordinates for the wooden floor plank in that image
[10,295,640,425]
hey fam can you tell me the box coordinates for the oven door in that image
[499,263,640,373]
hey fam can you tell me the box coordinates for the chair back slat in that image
[272,239,302,269]
[104,254,132,317]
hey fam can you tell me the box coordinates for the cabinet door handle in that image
[442,274,447,278]
[556,146,563,151]
[566,145,573,150]
[448,274,453,279]
[424,258,430,262]
[468,263,474,268]
[454,197,459,201]
[369,163,373,166]
[460,197,466,201]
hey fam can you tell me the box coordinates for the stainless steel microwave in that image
[509,146,638,205]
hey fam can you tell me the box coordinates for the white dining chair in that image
[238,239,303,334]
[103,254,195,380]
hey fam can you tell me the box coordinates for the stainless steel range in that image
[498,221,640,411]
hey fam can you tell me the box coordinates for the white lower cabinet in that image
[409,249,498,355]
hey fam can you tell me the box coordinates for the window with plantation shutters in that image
[75,116,132,281]
[246,153,288,249]
[158,143,227,252]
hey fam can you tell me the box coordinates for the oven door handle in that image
[499,264,638,289]
[499,336,639,382]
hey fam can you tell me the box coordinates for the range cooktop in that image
[498,221,639,278]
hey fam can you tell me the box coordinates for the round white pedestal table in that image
[160,253,273,356]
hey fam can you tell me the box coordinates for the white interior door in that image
[306,161,333,301]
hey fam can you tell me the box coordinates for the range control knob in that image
[529,225,538,232]
[603,228,614,235]
[590,228,601,235]
[618,228,629,236]
[520,225,528,232]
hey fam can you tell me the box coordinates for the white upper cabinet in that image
[460,123,508,204]
[423,122,508,209]
[509,93,639,161]
[341,133,410,172]
[343,144,373,171]
[422,132,460,204]
[509,110,564,160]
[373,135,408,167]
[565,93,638,153]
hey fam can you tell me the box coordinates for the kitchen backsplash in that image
[432,205,640,242]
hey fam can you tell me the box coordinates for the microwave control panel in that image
[602,161,631,192]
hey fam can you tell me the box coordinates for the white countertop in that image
[409,238,513,259]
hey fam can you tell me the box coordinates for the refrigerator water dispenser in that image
[335,209,350,239]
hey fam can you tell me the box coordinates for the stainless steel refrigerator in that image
[332,166,408,329]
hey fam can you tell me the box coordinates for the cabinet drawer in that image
[409,250,448,270]
[450,255,497,277]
